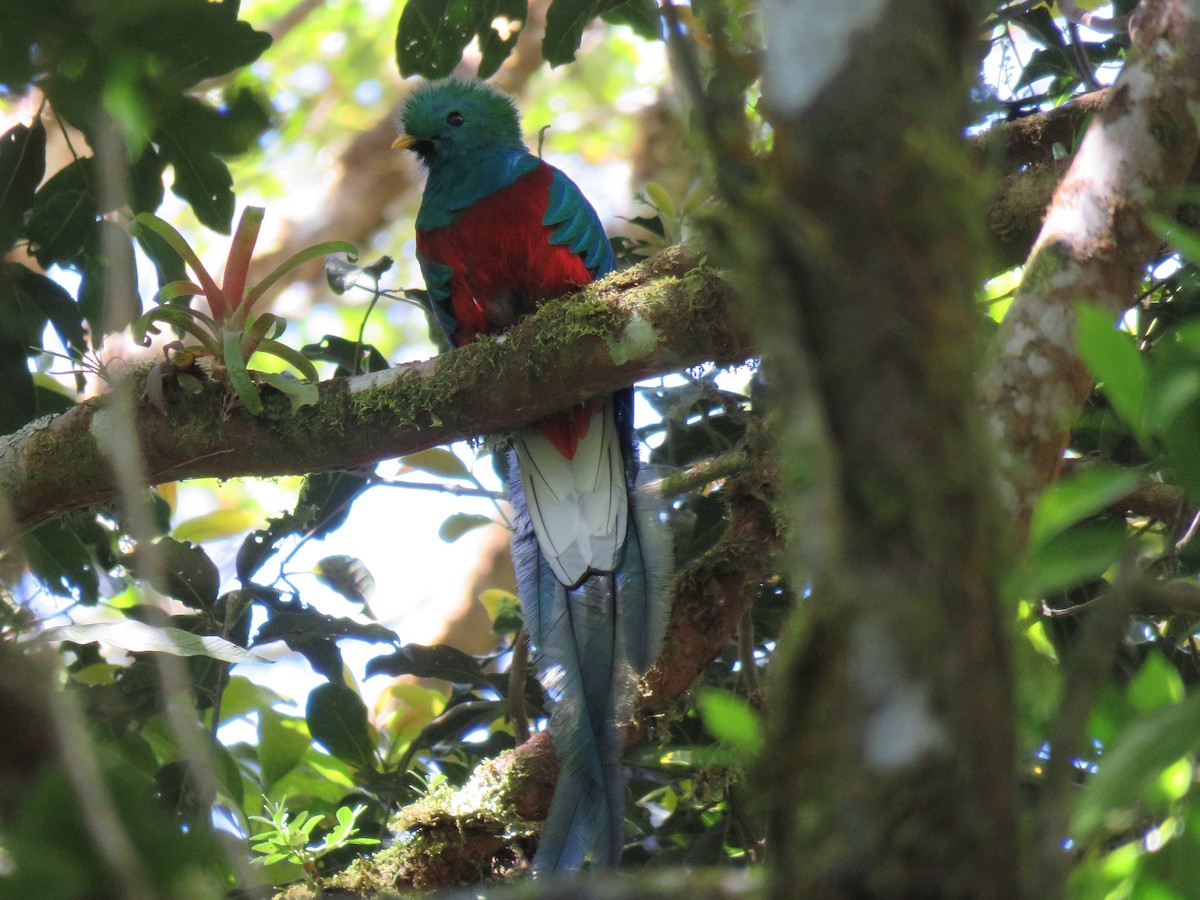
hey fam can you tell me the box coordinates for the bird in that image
[394,78,671,873]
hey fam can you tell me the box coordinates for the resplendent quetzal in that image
[394,78,671,872]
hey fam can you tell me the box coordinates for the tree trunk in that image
[725,1,1021,896]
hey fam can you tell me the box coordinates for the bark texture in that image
[734,0,1019,896]
[982,0,1200,533]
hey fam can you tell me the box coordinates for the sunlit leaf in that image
[1024,521,1125,596]
[696,688,762,756]
[400,447,472,480]
[257,707,313,791]
[314,555,376,608]
[44,621,270,664]
[479,588,523,634]
[438,512,494,543]
[173,508,261,544]
[1076,302,1146,441]
[1027,467,1138,551]
[1071,691,1200,839]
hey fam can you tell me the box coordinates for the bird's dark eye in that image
[447,111,465,127]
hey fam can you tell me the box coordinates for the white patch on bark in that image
[852,621,948,772]
[1040,67,1161,252]
[88,405,117,452]
[761,0,889,115]
[605,313,661,365]
[347,365,406,393]
[1027,354,1052,377]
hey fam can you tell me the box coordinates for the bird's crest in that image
[398,78,526,165]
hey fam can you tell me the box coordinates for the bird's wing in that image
[543,166,616,278]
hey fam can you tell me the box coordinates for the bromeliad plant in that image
[131,207,357,414]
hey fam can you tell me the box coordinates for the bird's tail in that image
[508,392,672,873]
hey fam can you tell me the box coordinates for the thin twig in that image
[370,477,506,501]
[737,607,760,699]
[509,628,531,745]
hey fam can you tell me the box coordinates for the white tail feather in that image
[513,400,628,586]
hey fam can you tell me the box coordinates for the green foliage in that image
[394,0,662,78]
[396,0,527,79]
[0,0,274,436]
[250,798,380,887]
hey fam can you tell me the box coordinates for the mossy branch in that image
[0,245,750,535]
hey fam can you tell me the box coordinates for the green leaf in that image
[1071,690,1200,839]
[1128,652,1185,713]
[438,512,493,543]
[1149,213,1200,267]
[1024,521,1126,596]
[134,219,188,288]
[477,0,527,79]
[239,239,358,324]
[696,688,763,756]
[10,266,86,353]
[22,516,108,602]
[313,556,376,608]
[543,0,604,66]
[164,142,235,234]
[600,0,661,41]
[255,338,320,383]
[153,90,272,234]
[0,264,52,350]
[0,342,34,433]
[305,683,377,769]
[173,508,261,545]
[301,334,390,377]
[257,370,319,413]
[396,0,525,79]
[128,143,166,215]
[24,157,100,268]
[223,328,263,414]
[364,643,487,686]
[1027,467,1139,551]
[479,588,523,635]
[130,213,226,316]
[153,9,272,88]
[132,304,221,355]
[0,119,46,252]
[395,0,472,76]
[293,470,374,541]
[257,708,313,791]
[78,220,141,336]
[44,621,270,664]
[1076,302,1146,440]
[401,447,472,480]
[134,537,220,609]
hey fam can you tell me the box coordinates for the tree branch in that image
[982,0,1200,535]
[0,246,750,534]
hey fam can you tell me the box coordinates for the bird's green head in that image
[395,78,526,166]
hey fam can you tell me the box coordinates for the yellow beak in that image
[392,134,418,151]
